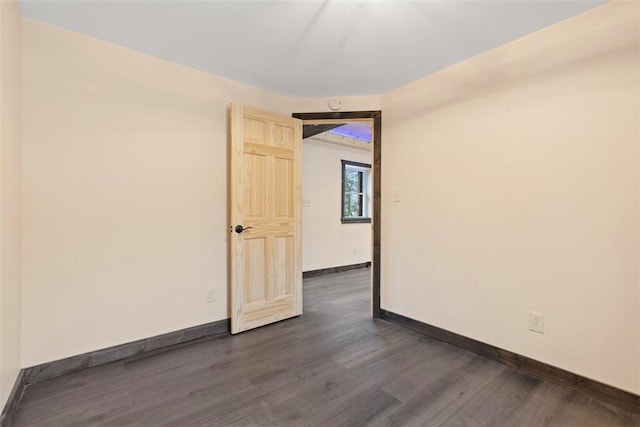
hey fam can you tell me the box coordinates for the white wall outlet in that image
[205,288,216,303]
[529,311,544,334]
[303,198,311,207]
[353,248,358,255]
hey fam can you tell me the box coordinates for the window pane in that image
[344,169,361,193]
[344,193,362,217]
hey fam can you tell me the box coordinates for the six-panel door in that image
[229,104,302,334]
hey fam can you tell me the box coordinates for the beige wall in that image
[290,96,381,114]
[302,138,372,272]
[20,19,296,367]
[0,0,22,407]
[381,2,639,394]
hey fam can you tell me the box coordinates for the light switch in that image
[392,188,401,202]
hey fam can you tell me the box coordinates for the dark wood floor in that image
[13,269,639,426]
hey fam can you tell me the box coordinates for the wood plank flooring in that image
[12,269,640,426]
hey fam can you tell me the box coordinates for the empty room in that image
[1,0,639,425]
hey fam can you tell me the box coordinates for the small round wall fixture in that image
[328,99,343,111]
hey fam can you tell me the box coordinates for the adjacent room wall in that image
[302,138,372,272]
[0,0,22,407]
[20,19,296,367]
[381,2,639,394]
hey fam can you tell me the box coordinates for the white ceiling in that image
[19,0,606,97]
[328,122,372,142]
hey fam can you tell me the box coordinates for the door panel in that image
[274,158,294,217]
[273,236,294,297]
[229,103,302,334]
[244,153,267,218]
[244,238,267,303]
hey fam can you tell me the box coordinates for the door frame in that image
[292,110,381,318]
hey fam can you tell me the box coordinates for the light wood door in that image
[229,103,303,334]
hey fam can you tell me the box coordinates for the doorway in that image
[293,111,381,317]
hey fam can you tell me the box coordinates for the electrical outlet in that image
[205,288,216,303]
[529,311,544,334]
[353,248,358,255]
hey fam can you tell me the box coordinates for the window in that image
[341,160,372,224]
